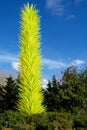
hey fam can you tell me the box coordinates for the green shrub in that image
[0,110,26,129]
[1,110,87,130]
[73,114,87,129]
[25,112,73,130]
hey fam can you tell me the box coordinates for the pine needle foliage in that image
[17,3,46,115]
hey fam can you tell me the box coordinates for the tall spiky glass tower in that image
[17,3,46,115]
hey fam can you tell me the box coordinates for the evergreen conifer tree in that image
[44,76,61,111]
[4,76,17,110]
[44,80,53,111]
[52,75,59,94]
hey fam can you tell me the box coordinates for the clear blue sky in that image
[0,0,87,80]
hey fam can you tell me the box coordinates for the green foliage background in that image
[0,66,87,129]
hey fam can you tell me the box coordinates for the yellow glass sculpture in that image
[17,3,46,115]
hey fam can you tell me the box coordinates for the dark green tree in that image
[0,84,5,112]
[44,66,87,113]
[4,76,18,110]
[60,66,87,113]
[0,84,4,101]
[60,66,80,112]
[78,67,87,113]
[44,80,53,111]
[44,75,61,111]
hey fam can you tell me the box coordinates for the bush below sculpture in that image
[1,110,87,130]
